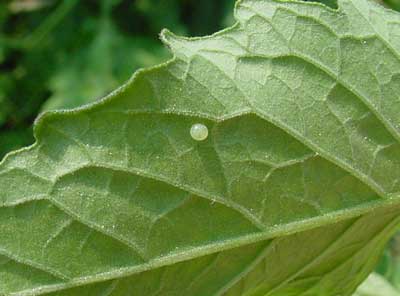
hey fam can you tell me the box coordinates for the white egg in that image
[190,123,208,141]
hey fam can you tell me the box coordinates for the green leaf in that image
[0,128,33,161]
[375,232,400,290]
[354,273,400,296]
[135,0,187,35]
[1,0,400,295]
[383,0,400,11]
[42,20,169,111]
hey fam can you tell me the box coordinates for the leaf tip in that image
[160,28,178,49]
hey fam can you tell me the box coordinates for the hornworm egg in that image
[190,123,208,141]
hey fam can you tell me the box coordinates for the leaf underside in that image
[1,0,400,295]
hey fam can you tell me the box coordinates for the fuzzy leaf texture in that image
[1,0,400,295]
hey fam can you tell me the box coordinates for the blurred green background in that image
[0,0,400,293]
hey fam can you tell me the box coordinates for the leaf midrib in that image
[6,193,400,296]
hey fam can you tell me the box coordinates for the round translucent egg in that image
[190,123,208,141]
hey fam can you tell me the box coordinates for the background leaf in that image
[354,273,400,296]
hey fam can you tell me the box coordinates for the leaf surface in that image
[1,0,400,295]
